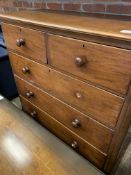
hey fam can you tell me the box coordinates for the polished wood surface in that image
[104,84,131,173]
[20,97,107,169]
[0,98,104,175]
[1,11,131,174]
[48,34,131,95]
[2,23,46,64]
[10,53,124,128]
[0,11,131,42]
[16,77,113,153]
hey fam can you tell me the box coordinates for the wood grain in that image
[48,34,131,95]
[9,52,124,128]
[0,11,131,42]
[104,83,131,174]
[2,23,46,64]
[0,98,104,175]
[19,96,107,169]
[1,11,131,174]
[16,77,113,153]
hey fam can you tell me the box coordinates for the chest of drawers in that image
[0,11,131,174]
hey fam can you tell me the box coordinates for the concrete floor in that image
[0,95,130,175]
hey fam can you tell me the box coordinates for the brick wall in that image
[0,0,131,16]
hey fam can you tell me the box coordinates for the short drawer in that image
[2,23,46,64]
[48,34,131,95]
[20,96,107,169]
[10,52,124,128]
[16,77,113,153]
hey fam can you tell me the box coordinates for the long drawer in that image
[16,76,113,153]
[48,34,131,95]
[10,52,124,128]
[20,96,107,169]
[2,23,46,64]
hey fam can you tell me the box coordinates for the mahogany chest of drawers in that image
[0,11,131,174]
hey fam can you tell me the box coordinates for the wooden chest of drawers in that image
[0,11,131,174]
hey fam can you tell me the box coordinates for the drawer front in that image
[16,77,113,153]
[2,23,46,64]
[48,34,131,95]
[20,96,107,169]
[10,53,124,128]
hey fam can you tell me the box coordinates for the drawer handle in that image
[75,57,86,67]
[75,92,82,99]
[30,111,37,118]
[71,141,78,149]
[16,39,25,47]
[72,119,80,128]
[22,66,30,74]
[26,91,34,98]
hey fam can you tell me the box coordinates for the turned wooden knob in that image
[30,111,37,118]
[75,92,82,99]
[22,66,30,74]
[16,39,25,47]
[75,57,86,67]
[26,91,34,98]
[72,119,80,128]
[71,141,78,149]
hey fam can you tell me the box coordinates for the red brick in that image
[17,1,23,7]
[0,0,131,16]
[18,7,28,11]
[3,7,10,12]
[64,3,80,11]
[22,1,32,8]
[13,1,17,7]
[0,0,14,8]
[121,5,131,14]
[33,2,46,9]
[83,3,105,13]
[106,4,123,14]
[13,1,22,7]
[3,6,17,12]
[121,0,131,2]
[106,4,131,15]
[47,3,62,10]
[94,0,121,2]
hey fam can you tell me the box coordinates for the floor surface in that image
[11,97,131,175]
[0,95,130,175]
[0,96,104,175]
[115,127,131,175]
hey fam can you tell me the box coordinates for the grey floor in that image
[3,96,131,175]
[115,126,131,175]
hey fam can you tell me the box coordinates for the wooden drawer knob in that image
[26,91,34,98]
[22,66,30,74]
[71,141,78,149]
[30,111,37,118]
[72,119,80,128]
[75,57,86,67]
[16,39,25,47]
[75,92,82,99]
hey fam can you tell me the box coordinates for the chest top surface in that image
[0,11,131,43]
